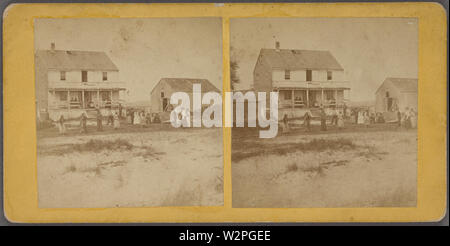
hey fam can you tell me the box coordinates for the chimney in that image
[50,42,55,51]
[275,41,280,51]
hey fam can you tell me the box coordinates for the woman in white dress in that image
[337,111,344,129]
[357,111,364,124]
[134,111,141,125]
[113,112,120,129]
[409,109,417,128]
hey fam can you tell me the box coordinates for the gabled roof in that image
[157,78,220,93]
[258,48,344,71]
[35,50,119,71]
[377,77,418,94]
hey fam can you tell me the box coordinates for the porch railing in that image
[49,100,124,110]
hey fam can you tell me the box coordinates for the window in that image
[57,91,67,101]
[102,72,107,81]
[281,90,291,100]
[82,71,88,82]
[306,70,312,81]
[386,91,390,98]
[284,70,290,80]
[100,91,110,101]
[60,71,66,81]
[326,90,335,100]
[161,91,165,98]
[327,71,332,80]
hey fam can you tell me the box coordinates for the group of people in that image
[281,108,345,134]
[126,109,152,127]
[55,109,121,135]
[280,106,418,135]
[96,109,121,132]
[397,107,417,129]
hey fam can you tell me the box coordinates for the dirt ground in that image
[232,123,417,208]
[37,123,223,208]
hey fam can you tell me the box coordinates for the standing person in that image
[364,111,370,128]
[57,114,66,135]
[410,108,417,128]
[80,112,88,133]
[357,110,364,125]
[96,109,103,131]
[320,108,327,131]
[403,107,411,129]
[130,108,134,124]
[337,111,344,129]
[397,109,402,128]
[107,110,114,126]
[145,112,152,125]
[140,111,146,128]
[134,111,141,125]
[118,104,123,119]
[282,114,290,133]
[113,112,120,130]
[331,108,338,126]
[181,108,190,127]
[303,111,311,131]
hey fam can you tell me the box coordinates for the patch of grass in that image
[161,184,203,206]
[356,146,388,161]
[72,139,133,152]
[41,139,134,155]
[137,146,165,160]
[286,163,298,172]
[215,175,223,193]
[65,164,77,173]
[232,138,357,162]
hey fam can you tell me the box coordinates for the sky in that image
[230,18,418,102]
[34,18,223,102]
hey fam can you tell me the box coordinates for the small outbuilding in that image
[150,78,220,114]
[375,77,417,113]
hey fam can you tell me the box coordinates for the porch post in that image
[81,90,85,109]
[110,90,113,107]
[321,89,324,106]
[97,90,100,108]
[291,90,294,109]
[52,90,55,108]
[335,90,338,106]
[67,90,71,114]
[306,89,309,107]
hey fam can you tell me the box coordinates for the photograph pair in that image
[35,17,417,209]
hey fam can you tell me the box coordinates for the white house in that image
[35,43,126,121]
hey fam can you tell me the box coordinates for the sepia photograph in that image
[230,18,418,208]
[34,18,223,208]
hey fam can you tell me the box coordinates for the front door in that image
[162,98,168,112]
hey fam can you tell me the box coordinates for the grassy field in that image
[37,123,223,208]
[232,123,417,208]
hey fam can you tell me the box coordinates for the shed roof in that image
[35,50,119,71]
[377,77,418,94]
[258,48,344,71]
[156,78,220,93]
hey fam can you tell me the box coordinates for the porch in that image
[49,89,123,110]
[275,88,348,109]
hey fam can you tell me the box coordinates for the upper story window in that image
[81,71,88,82]
[161,91,165,98]
[306,70,312,81]
[284,70,290,80]
[327,71,332,80]
[60,71,66,81]
[102,72,108,81]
